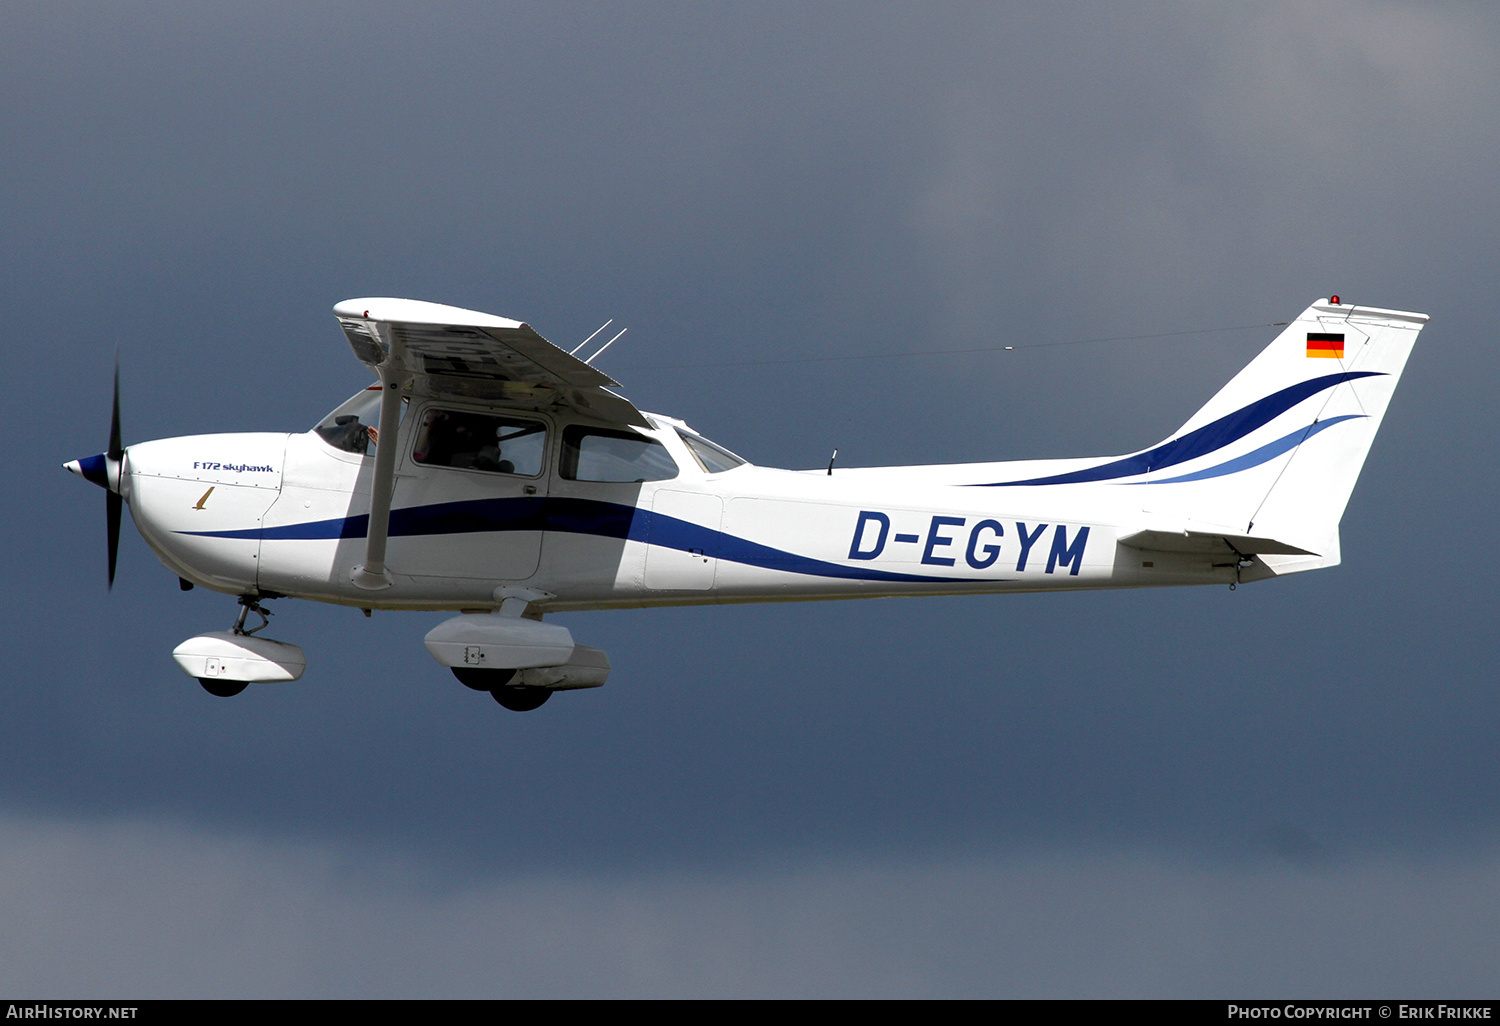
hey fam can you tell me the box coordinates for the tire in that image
[490,686,551,712]
[452,667,518,691]
[199,677,248,698]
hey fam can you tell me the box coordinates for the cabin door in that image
[390,405,551,582]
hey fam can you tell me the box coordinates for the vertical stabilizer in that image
[1137,299,1426,572]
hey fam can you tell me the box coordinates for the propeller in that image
[62,352,125,588]
[106,353,122,588]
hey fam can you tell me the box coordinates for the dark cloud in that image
[4,814,1498,997]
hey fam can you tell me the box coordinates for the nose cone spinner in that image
[64,452,112,490]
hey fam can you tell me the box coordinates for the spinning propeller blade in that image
[107,353,122,589]
[61,355,127,588]
[106,491,121,589]
[108,352,122,463]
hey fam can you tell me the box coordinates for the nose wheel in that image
[177,596,303,698]
[197,597,273,697]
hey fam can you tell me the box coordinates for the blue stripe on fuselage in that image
[177,496,968,584]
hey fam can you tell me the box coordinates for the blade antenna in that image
[583,327,627,366]
[569,320,612,356]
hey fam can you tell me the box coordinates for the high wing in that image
[333,297,649,429]
[333,297,650,593]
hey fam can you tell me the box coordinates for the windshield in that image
[313,387,403,455]
[676,427,747,473]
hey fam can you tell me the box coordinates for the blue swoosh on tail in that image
[969,371,1382,487]
[1129,415,1365,484]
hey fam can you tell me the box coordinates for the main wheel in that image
[490,686,551,712]
[198,677,248,698]
[452,667,517,691]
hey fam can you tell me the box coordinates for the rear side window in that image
[561,426,678,482]
[412,409,547,477]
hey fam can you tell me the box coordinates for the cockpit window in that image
[561,426,679,482]
[314,387,398,456]
[412,408,547,477]
[676,428,747,473]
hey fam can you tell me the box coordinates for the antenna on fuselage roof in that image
[569,320,612,356]
[582,327,627,366]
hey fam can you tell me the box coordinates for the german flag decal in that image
[1306,332,1345,358]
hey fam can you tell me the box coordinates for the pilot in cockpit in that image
[319,415,373,455]
[473,427,515,474]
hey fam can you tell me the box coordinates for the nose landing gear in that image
[231,595,273,637]
[172,596,307,698]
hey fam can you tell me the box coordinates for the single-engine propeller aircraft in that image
[65,296,1425,710]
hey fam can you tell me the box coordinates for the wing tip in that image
[334,297,526,330]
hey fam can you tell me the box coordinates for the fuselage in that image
[116,393,1235,615]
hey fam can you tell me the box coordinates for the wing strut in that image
[351,323,408,591]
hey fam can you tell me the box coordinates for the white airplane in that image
[65,296,1426,710]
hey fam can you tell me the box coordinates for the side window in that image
[412,409,547,476]
[561,426,679,482]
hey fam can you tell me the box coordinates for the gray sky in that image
[5,1,1499,996]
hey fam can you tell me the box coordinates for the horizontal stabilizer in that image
[1118,529,1317,557]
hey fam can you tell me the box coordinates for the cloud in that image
[2,813,1497,997]
[909,2,1500,334]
